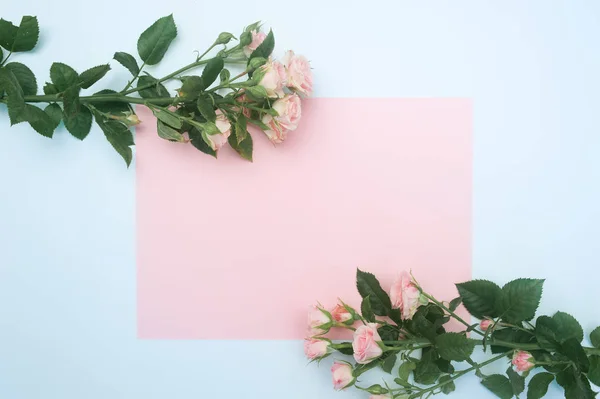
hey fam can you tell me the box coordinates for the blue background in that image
[1,1,599,397]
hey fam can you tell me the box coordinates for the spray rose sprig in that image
[305,269,600,398]
[0,15,313,166]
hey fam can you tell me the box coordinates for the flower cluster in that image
[304,269,600,399]
[0,15,313,166]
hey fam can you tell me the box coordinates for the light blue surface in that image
[1,1,599,398]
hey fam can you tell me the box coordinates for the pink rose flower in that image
[243,30,267,57]
[480,319,493,331]
[282,50,313,96]
[308,305,332,336]
[205,110,231,151]
[331,303,353,324]
[352,323,384,364]
[262,94,301,143]
[512,351,534,373]
[331,361,355,390]
[390,271,422,320]
[257,58,287,98]
[304,338,330,360]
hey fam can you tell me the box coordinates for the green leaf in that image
[449,297,462,312]
[235,114,248,144]
[150,106,182,129]
[0,67,26,124]
[356,269,392,317]
[414,348,441,385]
[361,295,376,322]
[435,358,454,374]
[249,30,274,60]
[455,280,502,319]
[50,63,79,92]
[15,104,56,137]
[591,327,600,349]
[439,375,456,395]
[552,311,584,343]
[336,346,353,356]
[63,102,92,140]
[91,89,133,114]
[381,353,397,374]
[378,325,399,342]
[44,103,62,129]
[497,278,544,324]
[557,367,597,399]
[196,94,216,122]
[481,375,514,399]
[62,85,80,118]
[435,333,475,361]
[201,57,224,89]
[137,75,169,98]
[398,361,416,381]
[95,115,134,167]
[588,355,600,386]
[527,372,554,399]
[561,337,590,372]
[157,120,184,142]
[137,14,177,65]
[43,83,58,95]
[506,367,525,395]
[179,75,204,100]
[5,62,37,95]
[220,69,230,84]
[78,64,110,89]
[535,315,560,350]
[0,46,3,60]
[189,126,216,157]
[113,52,139,76]
[0,16,39,52]
[228,125,253,161]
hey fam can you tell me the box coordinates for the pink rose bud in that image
[205,110,231,151]
[308,305,332,336]
[282,50,313,96]
[390,271,422,320]
[303,338,330,360]
[480,319,493,331]
[331,361,355,390]
[512,351,535,373]
[256,58,287,98]
[352,323,384,364]
[261,94,301,143]
[243,30,267,57]
[331,303,354,324]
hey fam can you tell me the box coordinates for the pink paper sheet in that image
[136,98,472,339]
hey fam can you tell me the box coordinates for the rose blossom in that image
[512,351,534,373]
[262,94,301,143]
[480,319,493,331]
[390,271,422,320]
[282,50,313,96]
[352,323,384,364]
[243,30,267,57]
[256,58,287,98]
[331,361,354,390]
[303,338,330,360]
[205,110,231,151]
[308,305,332,336]
[331,303,353,324]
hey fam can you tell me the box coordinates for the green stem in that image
[1,51,12,66]
[196,43,218,62]
[420,292,485,337]
[401,352,510,398]
[23,94,176,106]
[122,61,146,92]
[209,70,248,92]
